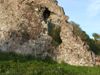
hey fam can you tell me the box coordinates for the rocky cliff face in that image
[55,22,95,66]
[0,0,95,66]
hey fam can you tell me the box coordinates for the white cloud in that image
[87,0,100,17]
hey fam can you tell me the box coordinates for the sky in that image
[57,0,100,37]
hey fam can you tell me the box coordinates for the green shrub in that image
[48,22,62,46]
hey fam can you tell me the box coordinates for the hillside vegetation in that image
[0,21,100,75]
[70,21,100,55]
[0,51,100,75]
[0,0,100,74]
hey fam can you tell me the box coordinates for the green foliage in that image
[48,22,62,46]
[47,21,100,55]
[70,21,90,42]
[70,21,100,54]
[91,33,100,55]
[92,33,100,40]
[0,51,100,75]
[70,21,92,49]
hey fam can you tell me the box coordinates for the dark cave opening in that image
[42,7,62,46]
[43,7,50,21]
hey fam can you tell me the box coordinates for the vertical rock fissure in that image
[43,7,50,21]
[42,7,62,46]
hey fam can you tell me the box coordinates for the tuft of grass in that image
[0,51,100,75]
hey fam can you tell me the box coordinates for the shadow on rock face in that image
[43,7,51,21]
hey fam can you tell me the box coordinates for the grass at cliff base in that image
[0,51,100,75]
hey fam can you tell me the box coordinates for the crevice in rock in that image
[41,7,62,47]
[43,7,50,21]
[48,22,62,47]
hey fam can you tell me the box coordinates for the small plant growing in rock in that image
[48,22,62,46]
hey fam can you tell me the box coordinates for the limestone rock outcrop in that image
[55,21,95,66]
[0,0,53,57]
[0,0,95,66]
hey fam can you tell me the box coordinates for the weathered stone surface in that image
[0,0,96,66]
[0,0,54,57]
[54,22,95,66]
